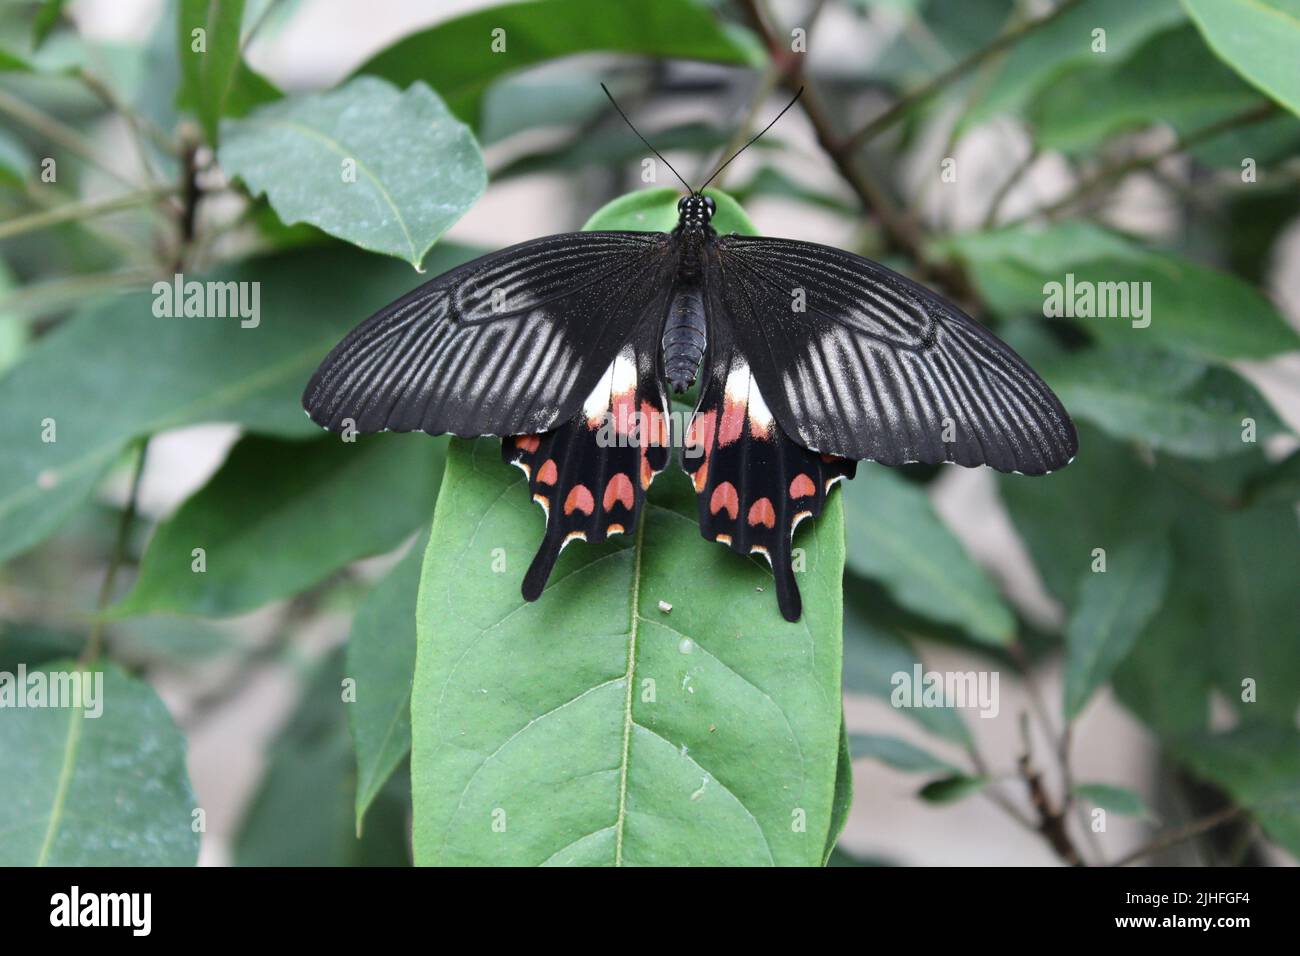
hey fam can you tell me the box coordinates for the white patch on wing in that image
[723,360,775,432]
[581,346,637,422]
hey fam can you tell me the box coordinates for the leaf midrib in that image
[612,509,645,866]
[35,700,84,866]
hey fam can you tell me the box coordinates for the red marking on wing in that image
[610,388,637,435]
[750,417,773,440]
[691,461,709,492]
[747,498,776,528]
[719,398,745,446]
[789,473,816,499]
[639,400,666,448]
[687,409,717,455]
[516,436,540,454]
[639,456,654,490]
[710,482,740,520]
[564,485,595,516]
[537,459,558,485]
[603,473,635,511]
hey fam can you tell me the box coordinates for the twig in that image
[82,438,150,664]
[1017,712,1085,865]
[0,87,144,190]
[1010,101,1280,225]
[0,187,172,242]
[981,142,1039,229]
[0,268,157,320]
[1110,805,1244,867]
[842,0,1086,154]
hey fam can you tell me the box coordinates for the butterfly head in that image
[677,194,716,230]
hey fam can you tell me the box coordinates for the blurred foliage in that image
[0,0,1297,867]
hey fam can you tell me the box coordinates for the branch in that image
[82,437,150,663]
[1018,712,1085,865]
[842,0,1086,153]
[1110,805,1245,867]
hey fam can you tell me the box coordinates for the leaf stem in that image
[0,187,173,242]
[0,87,143,190]
[1109,805,1244,867]
[82,437,149,664]
[842,0,1086,154]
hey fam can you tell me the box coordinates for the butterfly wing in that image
[303,231,676,438]
[708,235,1077,475]
[683,316,855,622]
[505,317,671,601]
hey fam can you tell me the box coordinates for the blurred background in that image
[0,0,1297,866]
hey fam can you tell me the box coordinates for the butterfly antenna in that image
[600,82,695,194]
[697,86,804,194]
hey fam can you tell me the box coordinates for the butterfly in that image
[302,88,1077,622]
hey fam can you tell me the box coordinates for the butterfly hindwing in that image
[303,231,675,439]
[684,337,855,622]
[505,329,670,602]
[708,235,1077,475]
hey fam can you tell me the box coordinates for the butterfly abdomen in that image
[662,283,706,393]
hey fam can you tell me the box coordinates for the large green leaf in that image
[1062,534,1172,719]
[219,77,486,268]
[0,660,199,865]
[348,532,426,829]
[177,0,280,143]
[1182,0,1300,117]
[0,243,477,565]
[1044,348,1289,458]
[354,0,764,125]
[411,439,846,866]
[235,650,410,865]
[943,221,1300,360]
[115,434,443,618]
[841,466,1015,646]
[1174,725,1300,856]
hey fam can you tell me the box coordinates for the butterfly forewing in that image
[708,235,1077,475]
[302,231,675,438]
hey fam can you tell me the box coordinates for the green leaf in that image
[823,720,854,865]
[177,0,280,143]
[1182,0,1300,117]
[1063,534,1172,719]
[849,733,960,775]
[944,221,1300,360]
[842,592,971,745]
[967,0,1186,128]
[1174,725,1300,855]
[0,622,82,670]
[235,650,410,865]
[116,434,443,618]
[412,188,845,865]
[412,437,846,866]
[841,465,1015,646]
[348,532,426,830]
[32,1,69,50]
[0,243,477,564]
[219,77,487,268]
[0,660,199,865]
[354,0,764,125]
[1073,782,1154,818]
[918,775,988,804]
[1028,26,1265,153]
[1044,348,1289,458]
[581,186,753,233]
[0,126,33,188]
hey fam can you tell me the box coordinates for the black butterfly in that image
[302,91,1076,622]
